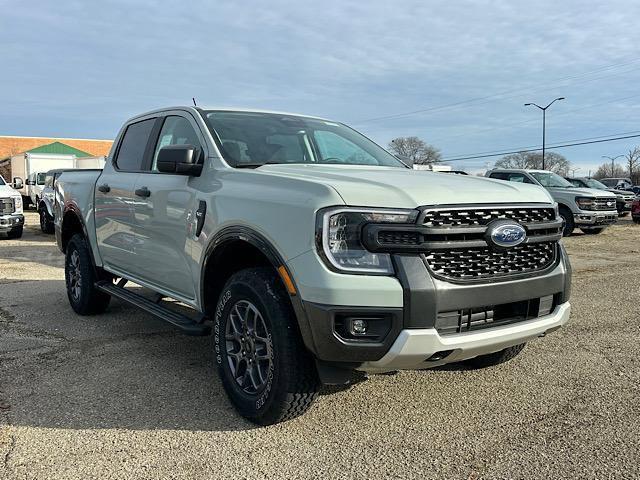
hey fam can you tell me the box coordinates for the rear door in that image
[95,118,156,272]
[130,114,204,300]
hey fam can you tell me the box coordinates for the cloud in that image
[1,0,640,172]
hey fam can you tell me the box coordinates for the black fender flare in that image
[200,226,316,354]
[59,203,90,252]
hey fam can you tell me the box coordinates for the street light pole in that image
[524,97,565,170]
[602,155,624,177]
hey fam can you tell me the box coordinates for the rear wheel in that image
[214,267,319,425]
[65,234,111,315]
[463,343,526,368]
[581,228,604,235]
[558,206,574,236]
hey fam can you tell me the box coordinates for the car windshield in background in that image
[585,178,608,189]
[202,111,406,168]
[530,171,573,188]
[0,177,5,186]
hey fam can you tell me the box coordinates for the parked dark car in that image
[632,197,640,224]
[565,177,634,215]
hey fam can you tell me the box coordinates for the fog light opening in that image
[349,318,368,336]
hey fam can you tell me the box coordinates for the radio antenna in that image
[192,97,197,106]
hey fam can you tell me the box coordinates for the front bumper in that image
[0,214,24,231]
[359,302,570,372]
[294,248,571,367]
[573,210,617,227]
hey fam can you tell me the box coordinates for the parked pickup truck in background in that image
[0,175,24,239]
[565,176,634,216]
[54,107,572,425]
[486,169,617,236]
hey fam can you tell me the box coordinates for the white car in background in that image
[0,175,25,239]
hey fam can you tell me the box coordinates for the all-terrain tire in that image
[65,234,111,315]
[6,226,23,239]
[214,267,319,425]
[463,343,526,369]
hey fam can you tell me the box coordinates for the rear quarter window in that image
[115,119,156,171]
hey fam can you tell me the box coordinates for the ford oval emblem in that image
[488,221,527,248]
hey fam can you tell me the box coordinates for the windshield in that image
[202,111,406,168]
[585,178,608,189]
[530,171,573,188]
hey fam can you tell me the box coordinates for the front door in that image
[131,114,203,300]
[95,118,155,272]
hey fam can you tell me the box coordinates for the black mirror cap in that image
[156,145,203,176]
[12,177,23,189]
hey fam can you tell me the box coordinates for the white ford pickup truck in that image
[54,107,572,424]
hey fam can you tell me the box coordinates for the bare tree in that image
[388,137,441,165]
[494,151,571,174]
[624,147,640,184]
[592,163,626,179]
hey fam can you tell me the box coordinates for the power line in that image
[427,92,640,145]
[440,132,640,162]
[353,57,640,124]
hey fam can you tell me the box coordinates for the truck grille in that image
[421,206,555,227]
[593,198,616,211]
[363,204,562,282]
[0,198,14,215]
[425,242,556,280]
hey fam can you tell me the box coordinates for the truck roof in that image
[129,106,331,123]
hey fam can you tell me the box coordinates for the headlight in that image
[575,196,596,210]
[13,196,22,213]
[317,207,418,274]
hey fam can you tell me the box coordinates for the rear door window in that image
[115,119,156,171]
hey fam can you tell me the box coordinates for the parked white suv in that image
[0,175,25,238]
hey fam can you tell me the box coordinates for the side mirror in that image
[12,177,23,189]
[395,154,414,168]
[157,145,203,176]
[26,179,34,186]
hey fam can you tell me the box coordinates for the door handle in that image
[97,184,110,193]
[135,187,151,198]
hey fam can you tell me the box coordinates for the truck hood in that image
[257,164,554,208]
[0,184,20,199]
[551,187,616,198]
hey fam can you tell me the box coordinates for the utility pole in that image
[602,155,623,177]
[524,97,565,170]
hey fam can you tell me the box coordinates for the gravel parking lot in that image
[1,211,639,479]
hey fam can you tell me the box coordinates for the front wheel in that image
[214,267,319,425]
[559,207,574,237]
[6,226,23,239]
[463,343,526,368]
[581,228,604,235]
[65,234,111,315]
[39,208,54,234]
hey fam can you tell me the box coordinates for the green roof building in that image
[25,141,92,158]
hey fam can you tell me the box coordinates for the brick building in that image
[0,135,113,179]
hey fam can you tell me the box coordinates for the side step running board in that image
[95,281,211,336]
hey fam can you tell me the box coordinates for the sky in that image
[2,0,640,175]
